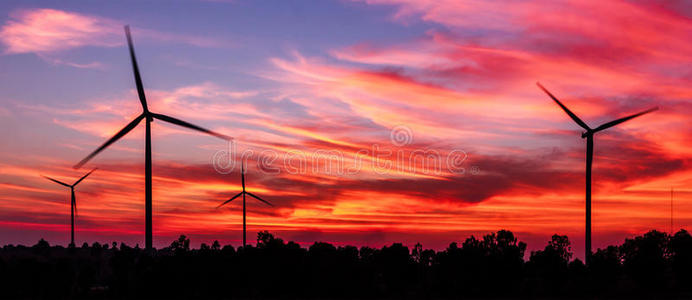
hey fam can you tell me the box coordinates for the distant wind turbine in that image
[537,82,657,265]
[42,168,97,247]
[217,162,273,247]
[74,26,231,250]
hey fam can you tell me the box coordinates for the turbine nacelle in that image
[581,130,592,139]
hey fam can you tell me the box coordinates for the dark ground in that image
[2,229,692,299]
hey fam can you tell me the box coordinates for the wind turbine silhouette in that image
[74,26,231,250]
[42,168,97,247]
[537,82,657,265]
[217,162,273,247]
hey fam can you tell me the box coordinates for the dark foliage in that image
[2,230,692,299]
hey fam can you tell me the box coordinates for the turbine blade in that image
[247,192,273,207]
[42,176,70,187]
[124,25,149,112]
[593,107,658,132]
[74,114,144,169]
[536,82,591,130]
[217,192,243,208]
[73,168,97,187]
[241,162,245,191]
[151,113,232,140]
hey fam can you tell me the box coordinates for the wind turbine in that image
[74,26,231,250]
[537,82,657,265]
[42,168,97,247]
[217,162,273,247]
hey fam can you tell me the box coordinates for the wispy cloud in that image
[0,8,228,59]
[0,9,121,54]
[35,53,105,69]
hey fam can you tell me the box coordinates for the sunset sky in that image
[0,0,690,259]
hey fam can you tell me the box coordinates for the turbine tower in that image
[42,168,97,246]
[537,82,657,265]
[217,162,273,247]
[74,26,231,250]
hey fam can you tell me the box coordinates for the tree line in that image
[1,229,692,299]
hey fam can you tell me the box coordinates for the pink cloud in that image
[20,82,257,141]
[0,8,121,54]
[356,0,692,70]
[0,8,228,55]
[264,0,691,161]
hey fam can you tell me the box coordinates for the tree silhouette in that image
[590,245,621,295]
[2,229,692,298]
[620,230,668,292]
[527,234,572,294]
[669,230,692,290]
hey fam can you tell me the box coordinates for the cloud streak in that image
[0,8,227,56]
[0,9,120,54]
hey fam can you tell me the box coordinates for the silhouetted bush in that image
[590,245,622,295]
[526,234,572,294]
[1,229,692,299]
[670,229,692,291]
[620,230,668,293]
